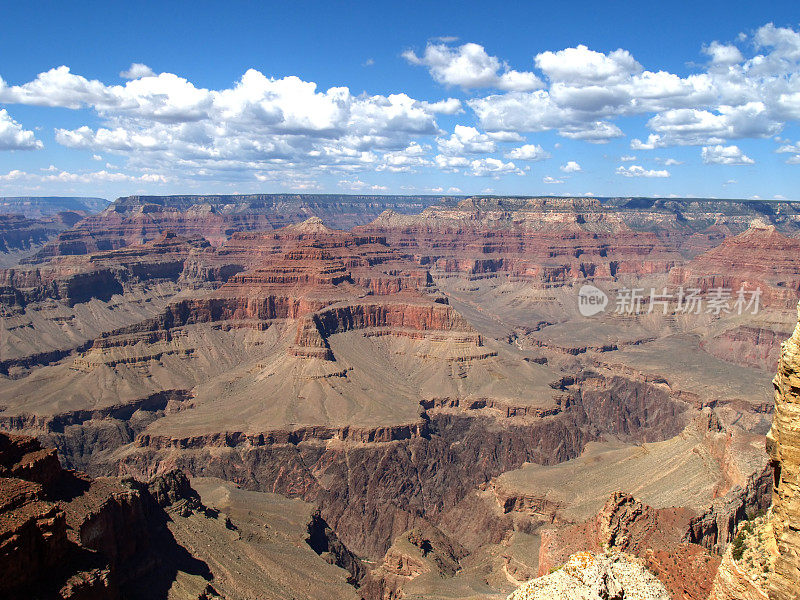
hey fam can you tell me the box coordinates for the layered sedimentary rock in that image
[0,431,212,600]
[670,222,800,309]
[356,197,680,285]
[536,492,719,600]
[603,197,800,255]
[0,212,87,267]
[0,231,210,309]
[766,302,800,599]
[31,193,448,259]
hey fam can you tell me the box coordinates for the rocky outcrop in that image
[0,212,84,254]
[356,197,680,286]
[765,302,800,599]
[31,194,446,259]
[537,492,721,600]
[685,462,772,553]
[669,222,800,309]
[0,431,211,600]
[0,232,209,308]
[508,551,670,600]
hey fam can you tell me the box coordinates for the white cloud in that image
[616,164,670,178]
[620,154,636,161]
[403,42,542,91]
[437,125,496,155]
[0,109,42,150]
[786,154,800,164]
[535,45,642,84]
[506,143,550,161]
[701,144,755,165]
[559,121,623,143]
[777,141,800,153]
[662,158,683,165]
[120,63,156,79]
[338,178,387,191]
[464,24,800,148]
[0,65,473,183]
[560,160,581,173]
[0,168,168,183]
[485,130,524,142]
[468,157,523,177]
[703,42,744,66]
[542,175,563,184]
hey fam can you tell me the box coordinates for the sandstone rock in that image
[0,431,212,599]
[669,223,800,309]
[766,302,800,599]
[508,551,669,600]
[538,492,721,600]
[356,197,680,286]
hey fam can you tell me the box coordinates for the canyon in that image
[0,194,797,599]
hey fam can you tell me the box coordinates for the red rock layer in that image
[0,231,209,308]
[537,492,721,600]
[0,431,208,600]
[0,212,84,254]
[101,219,479,362]
[355,197,679,285]
[669,223,800,309]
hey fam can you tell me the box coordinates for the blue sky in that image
[1,0,799,200]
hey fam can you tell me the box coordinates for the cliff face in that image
[536,492,720,600]
[0,431,212,600]
[766,302,800,599]
[356,198,679,286]
[669,223,800,309]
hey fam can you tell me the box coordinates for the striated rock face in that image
[31,193,446,259]
[669,222,800,309]
[766,302,800,599]
[355,197,680,286]
[0,231,210,309]
[538,492,720,600]
[508,551,670,600]
[0,431,212,600]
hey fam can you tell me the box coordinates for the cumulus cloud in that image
[120,63,156,79]
[620,155,636,161]
[437,125,496,155]
[0,168,168,183]
[505,143,550,161]
[616,165,670,177]
[463,24,800,147]
[338,178,388,192]
[0,109,42,150]
[0,65,469,184]
[535,45,642,84]
[703,42,744,66]
[542,175,563,184]
[468,157,523,176]
[701,144,755,165]
[560,161,581,173]
[403,42,542,91]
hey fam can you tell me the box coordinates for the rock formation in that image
[536,492,720,600]
[507,551,670,600]
[356,197,680,286]
[669,221,800,309]
[30,193,448,259]
[0,431,212,600]
[766,302,800,598]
